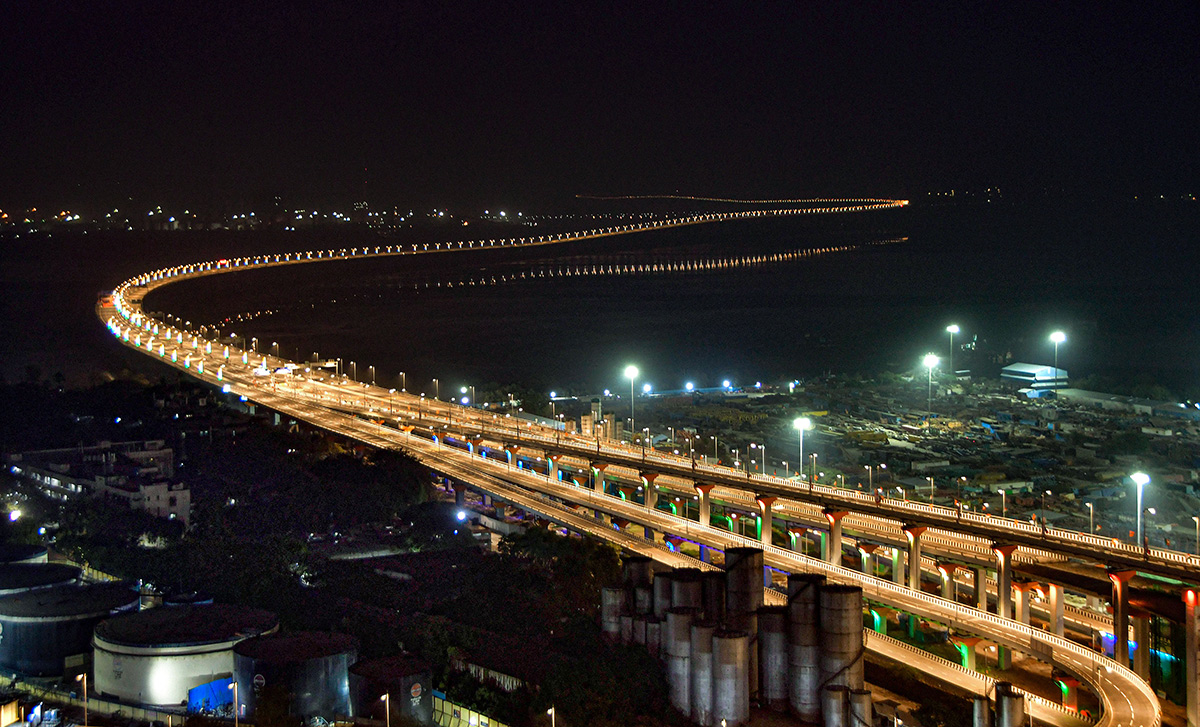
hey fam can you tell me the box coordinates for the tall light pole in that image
[381,693,391,727]
[228,681,238,727]
[77,674,88,727]
[810,453,818,483]
[1000,489,1007,517]
[923,353,938,414]
[369,365,375,386]
[1193,516,1199,556]
[710,434,719,465]
[1050,331,1066,389]
[433,378,439,400]
[547,707,556,727]
[625,365,639,435]
[1041,489,1052,526]
[400,371,406,391]
[793,417,812,489]
[1086,501,1094,534]
[946,324,960,377]
[1132,471,1150,545]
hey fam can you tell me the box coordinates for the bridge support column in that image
[640,473,659,510]
[903,526,927,591]
[1058,677,1080,713]
[824,510,848,567]
[973,566,988,611]
[891,548,905,586]
[591,462,609,495]
[937,563,958,601]
[858,544,878,576]
[699,544,710,563]
[482,494,492,508]
[452,483,467,508]
[1109,569,1136,668]
[694,484,713,527]
[1013,582,1036,626]
[1047,583,1065,636]
[1133,615,1151,681]
[992,544,1018,670]
[756,496,777,547]
[1183,588,1199,727]
[952,636,982,672]
[547,454,561,481]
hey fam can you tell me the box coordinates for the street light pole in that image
[228,681,238,727]
[793,417,812,489]
[1193,516,1199,557]
[1086,502,1094,534]
[1050,331,1066,389]
[381,694,390,727]
[77,674,88,727]
[946,324,959,378]
[923,353,938,414]
[625,365,639,435]
[1132,471,1150,544]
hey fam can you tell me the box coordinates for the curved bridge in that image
[98,201,1174,727]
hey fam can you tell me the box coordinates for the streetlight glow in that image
[1132,471,1150,545]
[624,365,639,435]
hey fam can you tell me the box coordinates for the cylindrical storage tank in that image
[671,568,703,610]
[994,683,1026,727]
[645,617,662,659]
[600,587,623,642]
[653,571,674,619]
[619,614,634,644]
[712,630,750,727]
[0,582,138,676]
[631,616,647,646]
[723,548,763,699]
[821,685,850,727]
[849,689,873,725]
[757,606,788,711]
[349,655,433,727]
[163,591,214,607]
[634,586,653,615]
[723,548,765,616]
[0,544,48,565]
[973,695,993,727]
[702,571,726,623]
[665,607,697,717]
[788,573,824,722]
[0,563,80,596]
[93,604,279,706]
[689,622,716,727]
[819,585,864,691]
[234,631,359,722]
[623,556,654,588]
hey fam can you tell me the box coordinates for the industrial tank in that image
[350,655,433,727]
[234,631,359,722]
[0,563,80,596]
[712,630,750,727]
[93,604,278,706]
[818,585,864,691]
[757,606,788,711]
[0,544,48,565]
[0,582,138,675]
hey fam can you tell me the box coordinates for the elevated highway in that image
[96,203,1188,727]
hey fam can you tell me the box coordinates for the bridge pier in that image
[548,454,561,481]
[1133,614,1151,681]
[992,544,1017,670]
[641,473,659,510]
[1109,570,1136,668]
[756,496,776,547]
[698,544,710,563]
[903,526,927,591]
[952,636,982,671]
[1183,588,1199,727]
[694,484,713,527]
[937,563,957,601]
[858,544,878,576]
[972,566,988,611]
[482,494,492,508]
[891,548,904,586]
[452,483,467,508]
[1047,583,1065,635]
[824,510,848,567]
[1013,582,1036,626]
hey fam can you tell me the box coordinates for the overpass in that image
[96,203,1186,727]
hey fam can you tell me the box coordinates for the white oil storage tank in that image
[93,604,279,707]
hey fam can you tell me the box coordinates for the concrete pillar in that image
[973,566,988,611]
[548,454,561,481]
[482,494,493,507]
[1109,570,1136,667]
[641,473,659,510]
[1059,677,1080,713]
[592,462,609,495]
[858,544,878,576]
[1183,588,1199,727]
[891,548,905,586]
[824,510,848,567]
[699,545,710,563]
[992,544,1017,670]
[787,525,806,555]
[953,636,982,671]
[903,526,927,591]
[695,484,713,527]
[757,496,777,547]
[1013,582,1036,626]
[938,563,957,600]
[644,525,654,540]
[1133,615,1151,681]
[452,484,466,507]
[1047,583,1065,636]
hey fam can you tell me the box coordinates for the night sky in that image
[3,2,1197,209]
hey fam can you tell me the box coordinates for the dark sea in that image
[3,200,1198,397]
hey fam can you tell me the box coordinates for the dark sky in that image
[2,1,1197,209]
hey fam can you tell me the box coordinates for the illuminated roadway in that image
[97,202,1167,727]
